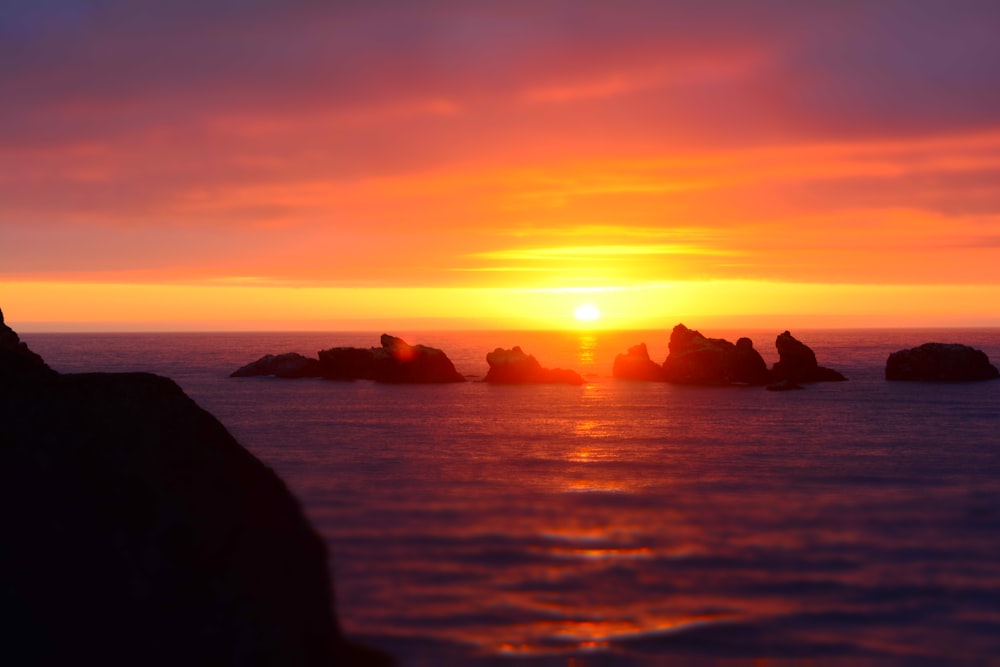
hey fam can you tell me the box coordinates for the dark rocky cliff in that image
[0,308,387,666]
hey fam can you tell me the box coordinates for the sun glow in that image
[574,303,601,322]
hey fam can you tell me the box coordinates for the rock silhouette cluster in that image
[231,324,1000,389]
[233,334,465,383]
[886,343,1000,382]
[614,324,847,388]
[234,336,584,385]
[0,308,387,666]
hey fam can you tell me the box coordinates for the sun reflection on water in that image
[576,333,597,368]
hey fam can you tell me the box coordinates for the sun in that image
[574,303,601,322]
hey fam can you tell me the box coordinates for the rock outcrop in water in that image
[318,334,465,383]
[484,346,585,384]
[661,324,769,385]
[612,343,666,381]
[0,309,388,666]
[614,326,847,388]
[231,351,323,378]
[886,343,1000,381]
[232,334,465,383]
[769,331,847,384]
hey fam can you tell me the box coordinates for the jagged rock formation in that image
[231,352,323,378]
[769,331,847,383]
[612,343,665,381]
[886,343,1000,381]
[484,346,585,385]
[0,309,388,666]
[661,324,769,385]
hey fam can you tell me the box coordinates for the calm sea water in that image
[21,328,1000,665]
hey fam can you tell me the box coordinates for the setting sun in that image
[574,304,601,322]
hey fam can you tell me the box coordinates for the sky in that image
[3,0,1000,331]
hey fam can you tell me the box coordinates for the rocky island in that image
[0,308,387,666]
[614,324,847,389]
[886,342,1000,381]
[484,346,585,385]
[233,333,465,383]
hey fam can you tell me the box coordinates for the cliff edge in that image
[0,308,387,666]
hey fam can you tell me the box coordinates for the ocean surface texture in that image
[23,329,1000,665]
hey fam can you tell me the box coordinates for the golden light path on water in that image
[476,332,746,657]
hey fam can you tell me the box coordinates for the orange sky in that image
[3,1,1000,330]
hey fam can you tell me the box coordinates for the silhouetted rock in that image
[613,343,666,381]
[0,314,389,666]
[770,331,847,383]
[318,334,465,383]
[484,346,585,384]
[370,334,466,383]
[232,335,465,384]
[231,352,323,378]
[886,343,1000,382]
[0,307,56,383]
[317,346,376,380]
[661,324,769,385]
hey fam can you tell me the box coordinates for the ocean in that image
[20,328,1000,665]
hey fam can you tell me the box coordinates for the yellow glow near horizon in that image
[5,279,1000,332]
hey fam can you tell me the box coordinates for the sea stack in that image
[769,331,847,383]
[661,324,769,385]
[613,343,666,381]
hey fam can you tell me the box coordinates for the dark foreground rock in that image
[231,352,323,378]
[613,343,665,381]
[0,309,389,666]
[770,331,847,383]
[661,324,769,385]
[484,346,585,384]
[886,343,1000,382]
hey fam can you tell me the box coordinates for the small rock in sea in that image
[770,331,847,383]
[484,346,585,384]
[886,343,1000,382]
[612,343,665,381]
[661,324,769,385]
[232,334,466,383]
[230,352,323,378]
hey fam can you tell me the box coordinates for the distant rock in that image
[886,343,1000,382]
[770,331,847,383]
[484,346,585,384]
[230,352,322,378]
[316,346,376,381]
[318,334,465,383]
[233,334,465,384]
[661,324,769,385]
[0,312,388,666]
[613,343,665,381]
